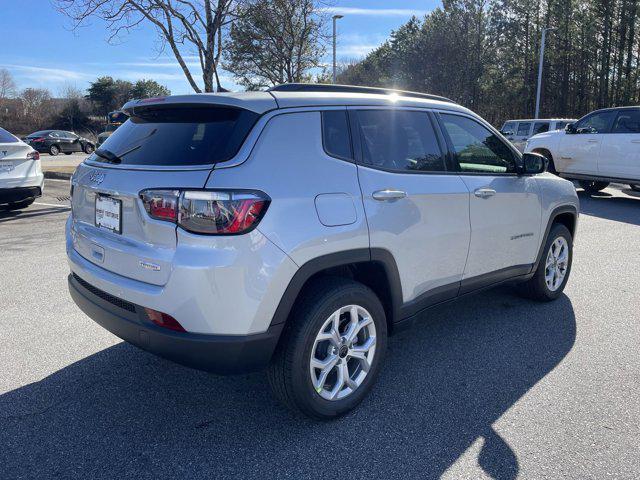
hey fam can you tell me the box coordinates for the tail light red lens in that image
[179,190,270,235]
[27,151,40,161]
[32,137,45,143]
[144,308,186,332]
[139,189,270,235]
[140,189,179,222]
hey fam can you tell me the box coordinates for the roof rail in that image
[268,83,456,104]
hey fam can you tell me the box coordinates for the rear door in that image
[70,104,260,286]
[437,112,542,286]
[599,109,640,179]
[351,108,471,308]
[557,110,616,174]
[511,121,533,151]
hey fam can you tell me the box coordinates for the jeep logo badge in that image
[88,171,105,185]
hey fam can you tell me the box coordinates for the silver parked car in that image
[67,84,579,418]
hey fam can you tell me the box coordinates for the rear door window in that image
[533,122,549,134]
[354,110,446,172]
[0,127,18,143]
[612,109,640,133]
[93,106,259,166]
[517,122,532,136]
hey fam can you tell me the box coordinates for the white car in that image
[0,127,44,210]
[525,107,640,192]
[501,118,577,152]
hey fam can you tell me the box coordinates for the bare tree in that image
[0,69,17,100]
[20,88,53,130]
[55,0,241,92]
[224,0,326,89]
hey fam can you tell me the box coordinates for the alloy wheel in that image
[309,305,377,401]
[545,237,569,291]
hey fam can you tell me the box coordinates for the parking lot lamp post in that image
[535,27,556,119]
[332,14,344,84]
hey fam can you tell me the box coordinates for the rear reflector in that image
[144,308,186,332]
[27,150,40,161]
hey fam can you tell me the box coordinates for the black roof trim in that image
[268,83,456,105]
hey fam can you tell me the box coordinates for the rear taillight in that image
[139,189,270,235]
[140,189,180,222]
[144,308,186,332]
[27,151,39,161]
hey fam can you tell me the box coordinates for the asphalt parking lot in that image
[1,179,639,479]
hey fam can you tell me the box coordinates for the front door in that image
[557,110,617,175]
[437,112,542,290]
[351,108,471,309]
[599,109,640,179]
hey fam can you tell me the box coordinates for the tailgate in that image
[70,163,210,286]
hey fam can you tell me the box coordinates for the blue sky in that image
[0,1,439,96]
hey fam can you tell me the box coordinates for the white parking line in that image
[34,202,71,209]
[44,178,72,183]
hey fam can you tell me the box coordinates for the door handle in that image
[372,189,407,201]
[587,139,599,143]
[631,140,640,144]
[474,188,496,199]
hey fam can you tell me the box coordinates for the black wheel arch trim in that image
[532,204,578,273]
[270,248,403,328]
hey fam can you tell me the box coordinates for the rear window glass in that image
[91,106,259,166]
[0,127,18,143]
[322,111,352,160]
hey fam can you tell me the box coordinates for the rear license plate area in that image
[95,195,122,234]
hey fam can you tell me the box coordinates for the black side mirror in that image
[519,152,546,175]
[565,123,577,134]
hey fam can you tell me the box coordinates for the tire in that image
[579,180,609,193]
[536,150,556,174]
[4,198,35,211]
[519,223,573,301]
[267,277,387,419]
[49,145,60,156]
[65,152,73,155]
[630,184,640,192]
[84,143,95,154]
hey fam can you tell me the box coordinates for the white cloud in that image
[1,64,92,82]
[321,7,428,17]
[339,44,380,57]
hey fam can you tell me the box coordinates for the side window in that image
[321,111,352,160]
[554,122,567,131]
[501,121,516,134]
[516,122,532,136]
[440,113,516,174]
[533,122,549,134]
[355,110,446,172]
[612,110,640,133]
[575,111,616,133]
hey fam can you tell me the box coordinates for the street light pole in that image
[332,14,344,84]
[535,27,555,119]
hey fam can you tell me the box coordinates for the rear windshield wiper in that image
[94,148,122,164]
[94,144,142,164]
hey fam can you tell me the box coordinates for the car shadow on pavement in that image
[0,289,576,479]
[0,206,70,222]
[577,191,640,226]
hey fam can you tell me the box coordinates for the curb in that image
[44,171,73,180]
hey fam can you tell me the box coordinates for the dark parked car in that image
[23,130,95,156]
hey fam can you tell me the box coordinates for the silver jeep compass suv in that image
[67,84,579,419]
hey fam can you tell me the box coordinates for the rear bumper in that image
[68,273,284,374]
[0,186,42,203]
